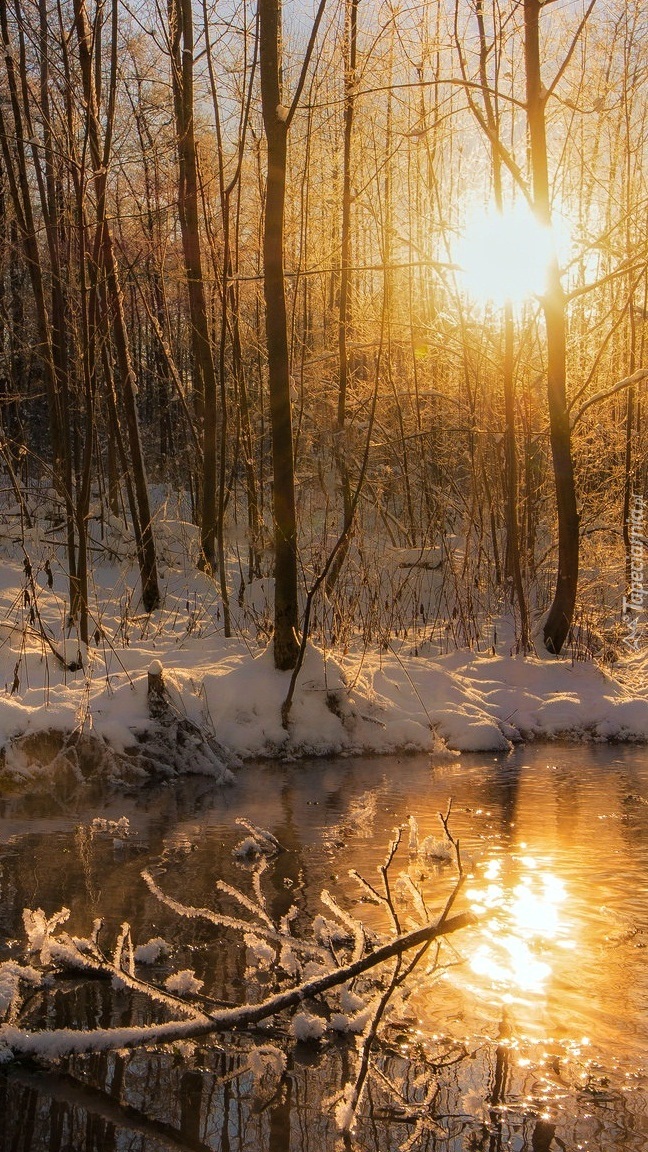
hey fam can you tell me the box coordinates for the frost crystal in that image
[233,836,261,859]
[248,1044,286,1090]
[23,908,70,964]
[312,914,352,948]
[0,962,41,1021]
[290,1010,325,1042]
[134,937,170,964]
[279,943,300,977]
[244,933,275,969]
[334,1083,357,1132]
[91,816,130,839]
[164,969,203,996]
[233,819,281,860]
[420,835,453,862]
[340,985,366,1013]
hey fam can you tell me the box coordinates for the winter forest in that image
[0,0,647,1149]
[0,0,646,675]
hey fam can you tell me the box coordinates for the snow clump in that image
[164,969,203,996]
[134,937,170,964]
[290,1010,326,1042]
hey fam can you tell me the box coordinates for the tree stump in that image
[147,660,167,722]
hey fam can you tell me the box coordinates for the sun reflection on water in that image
[464,854,576,1000]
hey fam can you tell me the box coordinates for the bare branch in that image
[2,909,474,1060]
[545,0,598,101]
[571,369,648,428]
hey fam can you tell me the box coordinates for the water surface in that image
[0,744,646,1151]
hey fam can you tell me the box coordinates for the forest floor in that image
[0,503,647,789]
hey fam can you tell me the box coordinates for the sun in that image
[453,200,558,309]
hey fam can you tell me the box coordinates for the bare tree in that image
[259,0,327,670]
[73,0,161,613]
[168,0,226,623]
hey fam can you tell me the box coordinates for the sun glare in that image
[465,856,574,1000]
[454,201,558,309]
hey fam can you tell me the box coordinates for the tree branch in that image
[1,910,474,1060]
[571,369,648,428]
[545,0,598,101]
[286,0,328,128]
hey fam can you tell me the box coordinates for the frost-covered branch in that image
[571,368,648,427]
[1,907,473,1060]
[1,810,475,1068]
[141,869,330,961]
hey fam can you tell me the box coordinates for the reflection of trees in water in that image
[1,1028,643,1152]
[552,764,582,846]
[486,1015,511,1152]
[267,1052,291,1152]
[265,782,307,925]
[1,751,647,1152]
[615,762,648,858]
[482,1016,554,1152]
[493,760,521,838]
[0,1045,321,1152]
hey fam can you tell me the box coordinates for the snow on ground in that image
[0,525,647,785]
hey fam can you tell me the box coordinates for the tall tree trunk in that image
[169,0,221,582]
[259,0,300,670]
[73,0,160,612]
[326,0,358,596]
[524,0,579,654]
[474,0,530,652]
[38,0,88,633]
[621,14,639,598]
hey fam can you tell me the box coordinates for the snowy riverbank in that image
[0,547,646,787]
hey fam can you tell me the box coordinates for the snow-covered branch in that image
[571,368,648,427]
[1,812,475,1089]
[1,906,473,1060]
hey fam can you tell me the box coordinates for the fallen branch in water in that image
[1,908,473,1060]
[1,809,474,1069]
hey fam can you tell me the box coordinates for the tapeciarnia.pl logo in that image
[622,491,645,651]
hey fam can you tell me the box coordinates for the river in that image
[0,744,646,1151]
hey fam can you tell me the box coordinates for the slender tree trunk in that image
[503,304,531,650]
[474,0,530,651]
[38,0,92,634]
[259,0,300,670]
[622,19,638,596]
[524,0,579,654]
[168,0,220,577]
[73,0,160,612]
[326,0,357,596]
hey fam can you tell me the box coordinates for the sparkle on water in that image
[466,854,573,997]
[0,746,646,1151]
